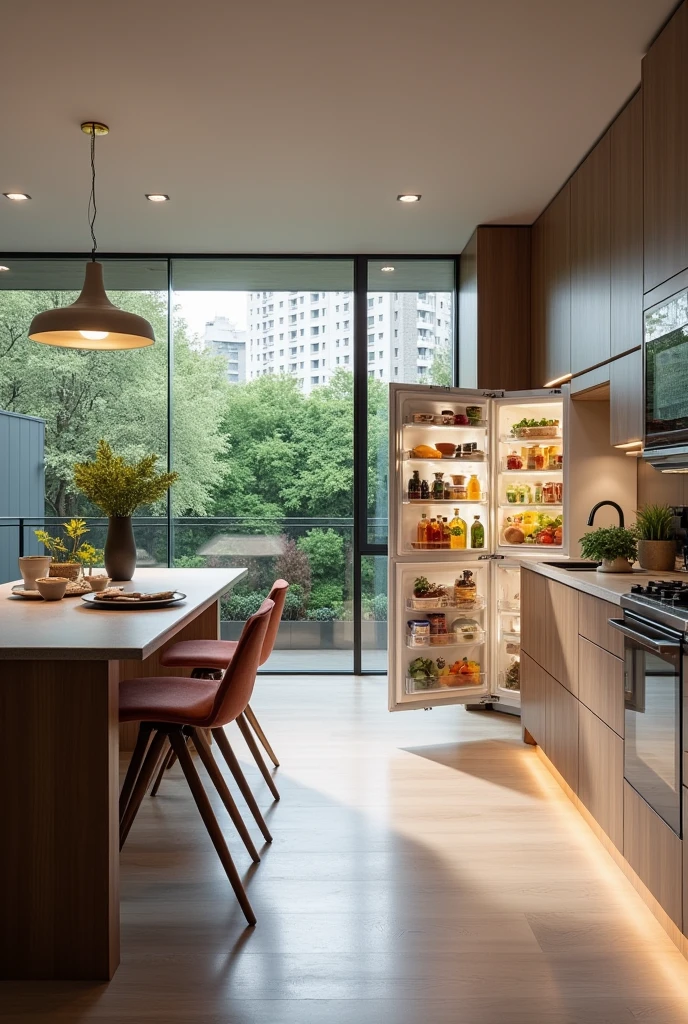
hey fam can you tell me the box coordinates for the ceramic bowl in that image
[435,443,456,456]
[88,575,112,593]
[18,555,52,590]
[35,576,68,601]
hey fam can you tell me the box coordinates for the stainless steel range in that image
[610,581,687,835]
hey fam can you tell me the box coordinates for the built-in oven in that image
[644,288,688,470]
[609,611,683,835]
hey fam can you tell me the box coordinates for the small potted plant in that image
[635,504,676,572]
[73,440,178,581]
[579,526,638,573]
[34,518,98,581]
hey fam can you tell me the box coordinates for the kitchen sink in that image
[540,560,601,571]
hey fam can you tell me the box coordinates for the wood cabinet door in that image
[544,578,579,696]
[609,348,643,448]
[624,781,682,928]
[643,1,688,291]
[520,567,547,669]
[610,92,643,357]
[578,592,625,658]
[578,703,623,850]
[546,674,579,792]
[521,651,547,747]
[531,184,571,387]
[571,132,611,374]
[578,637,625,738]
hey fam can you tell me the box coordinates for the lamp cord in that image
[87,124,98,261]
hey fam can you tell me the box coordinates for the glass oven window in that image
[645,325,688,443]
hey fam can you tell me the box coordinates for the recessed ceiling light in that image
[3,193,31,201]
[0,266,9,272]
[397,194,421,203]
[381,265,395,272]
[145,194,170,202]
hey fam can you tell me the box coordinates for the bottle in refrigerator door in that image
[467,474,482,500]
[420,478,430,500]
[417,513,429,548]
[470,515,484,549]
[432,473,445,500]
[408,470,421,501]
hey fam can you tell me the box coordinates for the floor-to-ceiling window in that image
[0,254,457,672]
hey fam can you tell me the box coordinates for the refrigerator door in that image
[491,560,522,710]
[389,558,492,711]
[389,384,492,561]
[492,392,567,558]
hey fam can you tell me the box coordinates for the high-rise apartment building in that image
[246,290,452,393]
[203,317,247,383]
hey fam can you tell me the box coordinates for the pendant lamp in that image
[28,122,155,351]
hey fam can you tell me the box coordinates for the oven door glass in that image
[623,616,682,834]
[645,323,688,447]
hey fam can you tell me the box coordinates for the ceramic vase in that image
[597,557,633,573]
[637,540,676,572]
[18,555,52,590]
[104,516,136,581]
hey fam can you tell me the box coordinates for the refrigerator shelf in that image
[410,541,488,551]
[405,595,486,612]
[498,599,520,612]
[403,454,486,463]
[499,502,562,509]
[406,630,486,649]
[403,420,488,430]
[499,468,562,475]
[405,672,485,695]
[500,433,562,445]
[501,630,520,643]
[403,498,489,505]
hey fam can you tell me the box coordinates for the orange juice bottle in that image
[467,474,482,501]
[417,513,429,549]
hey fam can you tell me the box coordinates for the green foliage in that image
[579,526,637,563]
[74,440,179,517]
[634,504,674,541]
[429,342,452,386]
[282,584,307,620]
[310,581,344,609]
[34,518,101,564]
[222,591,265,621]
[0,289,229,516]
[297,529,344,584]
[306,607,338,621]
[173,555,207,568]
[364,594,387,621]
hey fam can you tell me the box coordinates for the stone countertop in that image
[0,567,247,660]
[518,558,688,605]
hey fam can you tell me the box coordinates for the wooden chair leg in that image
[212,727,273,843]
[189,728,260,863]
[236,712,280,801]
[169,730,256,927]
[119,722,152,823]
[120,729,168,850]
[244,703,280,768]
[150,740,174,797]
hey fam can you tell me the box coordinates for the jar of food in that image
[466,406,482,424]
[407,620,431,645]
[454,570,477,607]
[440,409,455,425]
[534,482,543,504]
[526,447,537,471]
[506,451,522,471]
[506,484,517,503]
[542,482,554,504]
[533,447,545,470]
[427,612,447,635]
[555,482,563,503]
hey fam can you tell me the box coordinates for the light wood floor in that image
[4,677,688,1021]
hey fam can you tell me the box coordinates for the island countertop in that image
[0,567,246,660]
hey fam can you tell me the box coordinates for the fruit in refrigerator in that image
[412,444,442,459]
[504,525,525,544]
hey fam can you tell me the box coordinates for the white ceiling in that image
[0,0,676,255]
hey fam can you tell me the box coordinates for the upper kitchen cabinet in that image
[531,183,571,388]
[610,92,643,356]
[643,1,688,292]
[570,132,611,374]
[459,226,531,391]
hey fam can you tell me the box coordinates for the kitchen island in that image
[0,567,246,981]
[520,560,688,959]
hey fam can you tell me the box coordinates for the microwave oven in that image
[644,288,688,471]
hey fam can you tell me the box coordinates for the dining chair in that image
[117,598,274,926]
[155,579,289,799]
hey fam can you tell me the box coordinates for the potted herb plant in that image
[579,526,638,573]
[635,504,676,572]
[73,440,178,581]
[34,518,100,581]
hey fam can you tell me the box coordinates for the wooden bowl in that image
[435,443,456,456]
[35,577,68,601]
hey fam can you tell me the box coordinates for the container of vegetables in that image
[511,417,559,439]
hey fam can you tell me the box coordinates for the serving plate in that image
[10,585,45,600]
[81,591,187,609]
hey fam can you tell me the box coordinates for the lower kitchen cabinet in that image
[578,704,623,850]
[521,651,547,746]
[546,674,579,792]
[624,781,682,928]
[577,636,625,737]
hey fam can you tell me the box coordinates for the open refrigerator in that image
[388,384,569,714]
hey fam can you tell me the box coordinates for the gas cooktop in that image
[622,580,688,632]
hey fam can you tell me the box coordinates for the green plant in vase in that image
[579,526,638,574]
[634,504,676,571]
[73,440,178,581]
[34,518,102,580]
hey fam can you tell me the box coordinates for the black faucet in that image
[587,501,625,528]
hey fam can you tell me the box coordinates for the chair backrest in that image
[260,579,289,666]
[206,599,274,727]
